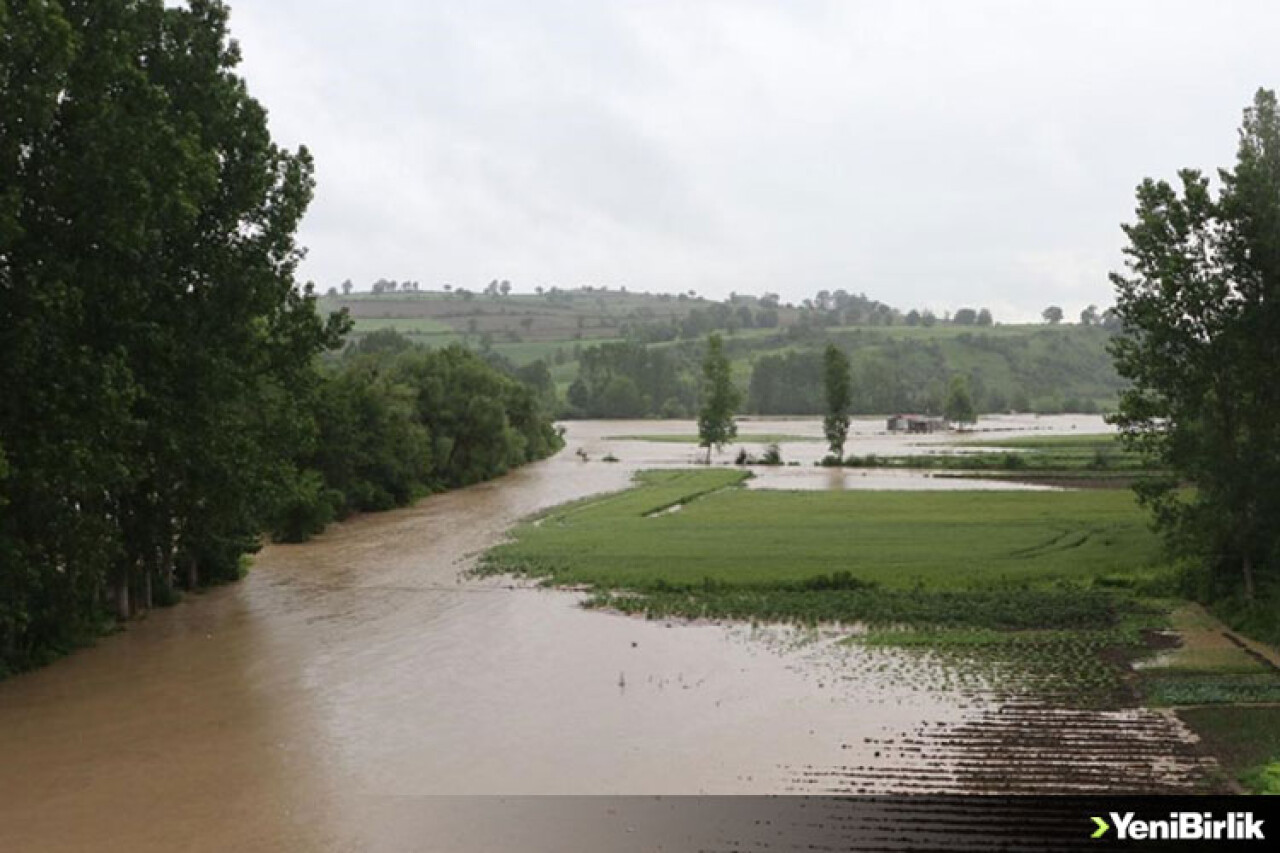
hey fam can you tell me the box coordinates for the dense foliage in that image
[0,2,560,676]
[1110,89,1280,617]
[565,325,1122,420]
[565,340,697,417]
[276,344,563,542]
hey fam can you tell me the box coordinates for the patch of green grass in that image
[964,433,1120,450]
[1177,707,1280,793]
[484,469,1165,593]
[1142,673,1280,706]
[605,433,821,444]
[349,317,458,336]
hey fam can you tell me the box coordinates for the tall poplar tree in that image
[821,344,852,459]
[697,334,741,463]
[0,0,345,669]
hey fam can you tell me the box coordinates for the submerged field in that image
[484,466,1280,788]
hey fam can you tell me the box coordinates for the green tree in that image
[697,334,741,462]
[822,344,852,458]
[945,375,976,429]
[0,0,345,668]
[1042,306,1064,324]
[1110,88,1280,604]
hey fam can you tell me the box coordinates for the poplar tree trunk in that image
[160,544,174,599]
[114,574,130,621]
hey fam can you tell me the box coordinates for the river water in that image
[0,417,1219,851]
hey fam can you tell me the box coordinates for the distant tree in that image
[1042,306,1064,324]
[535,285,544,295]
[326,287,338,297]
[977,308,994,326]
[444,284,453,292]
[697,334,741,462]
[921,310,938,328]
[1080,304,1100,326]
[945,375,977,428]
[759,293,781,309]
[953,307,978,326]
[500,280,511,296]
[822,344,853,458]
[905,309,922,326]
[342,279,353,295]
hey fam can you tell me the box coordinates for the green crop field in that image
[349,316,460,337]
[1177,708,1280,793]
[485,469,1163,592]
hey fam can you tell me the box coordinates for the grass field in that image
[1177,708,1280,793]
[486,469,1163,591]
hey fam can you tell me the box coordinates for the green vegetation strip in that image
[1177,708,1280,793]
[844,434,1154,473]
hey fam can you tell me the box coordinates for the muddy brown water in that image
[0,417,1220,852]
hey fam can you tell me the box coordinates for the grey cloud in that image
[232,0,1280,317]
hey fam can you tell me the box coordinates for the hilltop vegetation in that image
[322,287,1125,418]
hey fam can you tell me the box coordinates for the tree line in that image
[0,2,559,676]
[562,327,1120,420]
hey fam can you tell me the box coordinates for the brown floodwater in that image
[0,417,1218,852]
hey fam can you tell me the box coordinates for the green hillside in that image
[320,288,1124,417]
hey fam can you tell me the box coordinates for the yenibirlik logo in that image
[1091,812,1265,842]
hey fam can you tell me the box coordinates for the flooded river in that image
[0,417,1218,851]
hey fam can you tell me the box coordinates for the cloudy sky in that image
[231,0,1279,321]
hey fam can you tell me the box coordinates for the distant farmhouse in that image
[886,414,948,434]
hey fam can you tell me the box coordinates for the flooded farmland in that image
[0,416,1222,852]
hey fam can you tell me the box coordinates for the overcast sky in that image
[231,0,1279,321]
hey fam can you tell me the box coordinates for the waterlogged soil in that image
[588,413,1108,490]
[0,417,1220,852]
